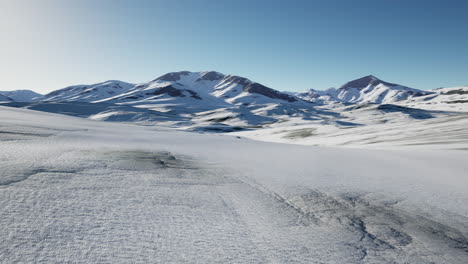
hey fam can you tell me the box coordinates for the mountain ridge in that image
[0,90,42,102]
[1,71,465,112]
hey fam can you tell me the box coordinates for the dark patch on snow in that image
[377,104,435,119]
[221,75,251,86]
[191,125,245,133]
[145,85,201,100]
[106,151,196,170]
[146,85,184,97]
[446,100,468,104]
[243,83,297,102]
[186,90,202,100]
[283,128,316,139]
[442,89,468,95]
[206,116,234,122]
[335,120,364,126]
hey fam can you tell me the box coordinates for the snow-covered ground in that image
[1,106,467,263]
[231,104,468,149]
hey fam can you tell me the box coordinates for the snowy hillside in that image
[0,90,42,102]
[0,106,467,263]
[400,86,468,112]
[42,80,135,102]
[297,75,432,104]
[232,103,468,149]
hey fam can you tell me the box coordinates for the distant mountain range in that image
[2,71,456,106]
[0,72,459,105]
[1,71,466,132]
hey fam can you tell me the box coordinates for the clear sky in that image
[1,0,467,93]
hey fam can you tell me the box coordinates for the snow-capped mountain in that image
[297,75,432,104]
[0,90,42,102]
[102,71,298,108]
[42,80,135,102]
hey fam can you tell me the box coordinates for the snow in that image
[1,106,467,263]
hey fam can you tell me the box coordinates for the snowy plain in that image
[1,105,467,263]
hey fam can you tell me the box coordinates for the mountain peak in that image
[340,75,397,90]
[154,71,192,82]
[197,71,225,82]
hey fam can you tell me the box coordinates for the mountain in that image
[42,80,135,102]
[297,75,432,104]
[0,90,42,102]
[102,71,298,109]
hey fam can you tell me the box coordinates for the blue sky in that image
[1,0,467,93]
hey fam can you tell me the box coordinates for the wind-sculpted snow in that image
[0,106,467,263]
[281,189,467,262]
